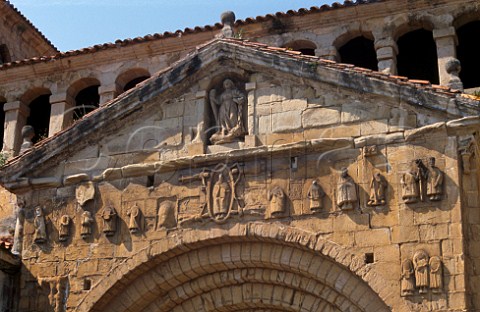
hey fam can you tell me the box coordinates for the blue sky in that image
[12,0,331,51]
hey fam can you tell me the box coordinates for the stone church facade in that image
[1,1,480,311]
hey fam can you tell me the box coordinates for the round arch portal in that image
[76,223,399,312]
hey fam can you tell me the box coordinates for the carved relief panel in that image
[208,78,247,145]
[401,158,444,204]
[401,249,444,296]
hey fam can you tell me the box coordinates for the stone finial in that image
[20,125,35,154]
[220,11,236,38]
[445,58,463,91]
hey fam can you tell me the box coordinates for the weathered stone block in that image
[302,107,341,128]
[271,111,301,133]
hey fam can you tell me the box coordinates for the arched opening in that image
[115,68,151,93]
[67,78,101,121]
[74,86,99,119]
[338,36,378,70]
[397,29,439,84]
[77,225,395,312]
[0,98,5,149]
[26,93,52,143]
[0,44,11,64]
[457,21,480,89]
[284,40,317,56]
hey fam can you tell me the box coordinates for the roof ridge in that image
[0,0,383,63]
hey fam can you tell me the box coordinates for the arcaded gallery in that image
[1,0,480,311]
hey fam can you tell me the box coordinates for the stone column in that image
[375,38,398,75]
[315,46,338,61]
[49,93,74,137]
[3,100,29,156]
[433,27,458,86]
[99,84,118,106]
[245,82,258,147]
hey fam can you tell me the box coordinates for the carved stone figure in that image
[368,172,387,206]
[33,206,47,244]
[20,125,35,154]
[81,211,94,239]
[401,168,419,204]
[445,58,463,91]
[212,174,230,219]
[58,215,71,242]
[307,180,325,213]
[158,201,177,230]
[268,186,285,216]
[413,249,429,294]
[219,11,235,38]
[76,182,95,207]
[209,79,246,144]
[101,205,117,236]
[12,198,26,255]
[424,157,444,201]
[127,204,141,234]
[429,256,443,293]
[336,168,357,210]
[401,259,415,296]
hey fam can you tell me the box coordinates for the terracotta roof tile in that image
[0,0,385,70]
[1,37,478,173]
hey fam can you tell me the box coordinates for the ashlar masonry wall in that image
[9,71,473,311]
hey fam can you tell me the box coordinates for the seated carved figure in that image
[209,79,246,145]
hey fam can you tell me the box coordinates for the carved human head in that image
[21,125,35,141]
[34,206,43,217]
[428,157,436,166]
[223,79,234,89]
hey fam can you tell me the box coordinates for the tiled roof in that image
[0,0,383,70]
[221,38,464,97]
[1,37,475,171]
[3,0,58,52]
